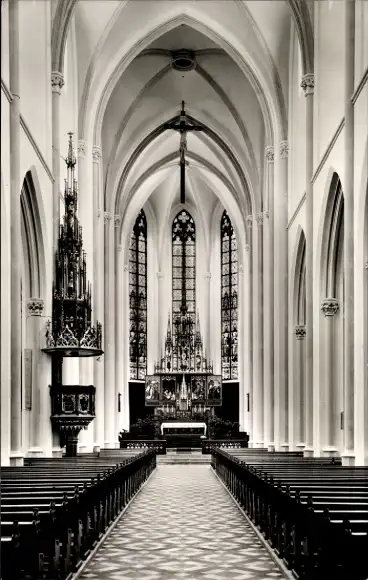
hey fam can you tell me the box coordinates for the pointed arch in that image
[221,210,238,380]
[320,173,344,297]
[172,209,196,325]
[20,169,46,299]
[128,209,147,380]
[292,227,306,325]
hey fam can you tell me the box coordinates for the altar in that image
[160,421,207,436]
[144,305,222,420]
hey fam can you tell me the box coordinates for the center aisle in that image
[78,465,287,580]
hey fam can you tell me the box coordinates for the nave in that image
[4,445,368,580]
[77,463,286,580]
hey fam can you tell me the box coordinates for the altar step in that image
[157,450,211,464]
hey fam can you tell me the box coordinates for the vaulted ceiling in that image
[54,0,312,244]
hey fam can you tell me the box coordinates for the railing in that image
[211,449,368,580]
[120,440,167,455]
[202,438,249,454]
[1,450,156,580]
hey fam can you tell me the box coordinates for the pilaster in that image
[342,0,355,466]
[263,146,275,451]
[252,213,264,447]
[114,217,122,446]
[294,325,306,452]
[26,299,45,457]
[238,264,245,431]
[92,146,104,452]
[273,140,289,451]
[9,0,23,466]
[104,211,116,447]
[301,71,315,458]
[321,299,340,457]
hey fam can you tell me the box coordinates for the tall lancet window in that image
[129,210,147,380]
[172,209,196,329]
[221,210,238,379]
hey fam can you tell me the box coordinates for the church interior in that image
[1,1,368,579]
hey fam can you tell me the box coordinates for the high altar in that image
[145,301,221,433]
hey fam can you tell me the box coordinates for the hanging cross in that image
[164,101,203,203]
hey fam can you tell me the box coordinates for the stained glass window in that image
[129,210,147,380]
[221,211,238,379]
[172,209,196,335]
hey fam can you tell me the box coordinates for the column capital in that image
[280,140,289,159]
[301,73,315,96]
[365,260,368,270]
[157,271,164,279]
[321,298,340,317]
[104,211,113,222]
[239,264,244,275]
[256,213,264,226]
[203,272,211,279]
[114,214,121,228]
[245,244,250,253]
[117,245,123,252]
[51,71,64,94]
[246,215,253,228]
[92,145,102,163]
[263,210,270,219]
[124,264,129,272]
[26,298,44,316]
[265,146,274,163]
[77,140,86,159]
[295,324,306,340]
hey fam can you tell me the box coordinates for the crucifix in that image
[164,101,203,203]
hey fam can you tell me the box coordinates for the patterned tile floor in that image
[78,465,287,580]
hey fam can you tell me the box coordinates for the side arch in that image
[20,169,47,299]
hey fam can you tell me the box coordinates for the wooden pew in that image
[1,449,156,580]
[211,448,368,580]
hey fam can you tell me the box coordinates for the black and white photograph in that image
[1,1,368,579]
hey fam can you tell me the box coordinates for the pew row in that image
[1,449,156,580]
[211,448,368,580]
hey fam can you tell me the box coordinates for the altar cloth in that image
[160,422,207,436]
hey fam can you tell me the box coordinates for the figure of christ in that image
[164,101,203,203]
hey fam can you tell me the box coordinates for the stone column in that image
[9,0,23,466]
[252,213,264,447]
[122,263,130,431]
[50,70,64,458]
[92,146,104,452]
[104,212,116,447]
[77,140,94,453]
[157,271,165,358]
[203,272,211,355]
[294,325,306,449]
[301,72,315,457]
[26,299,44,457]
[342,0,355,466]
[51,71,64,260]
[321,299,340,456]
[238,264,245,431]
[263,146,275,451]
[114,219,122,446]
[244,242,253,438]
[274,140,289,451]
